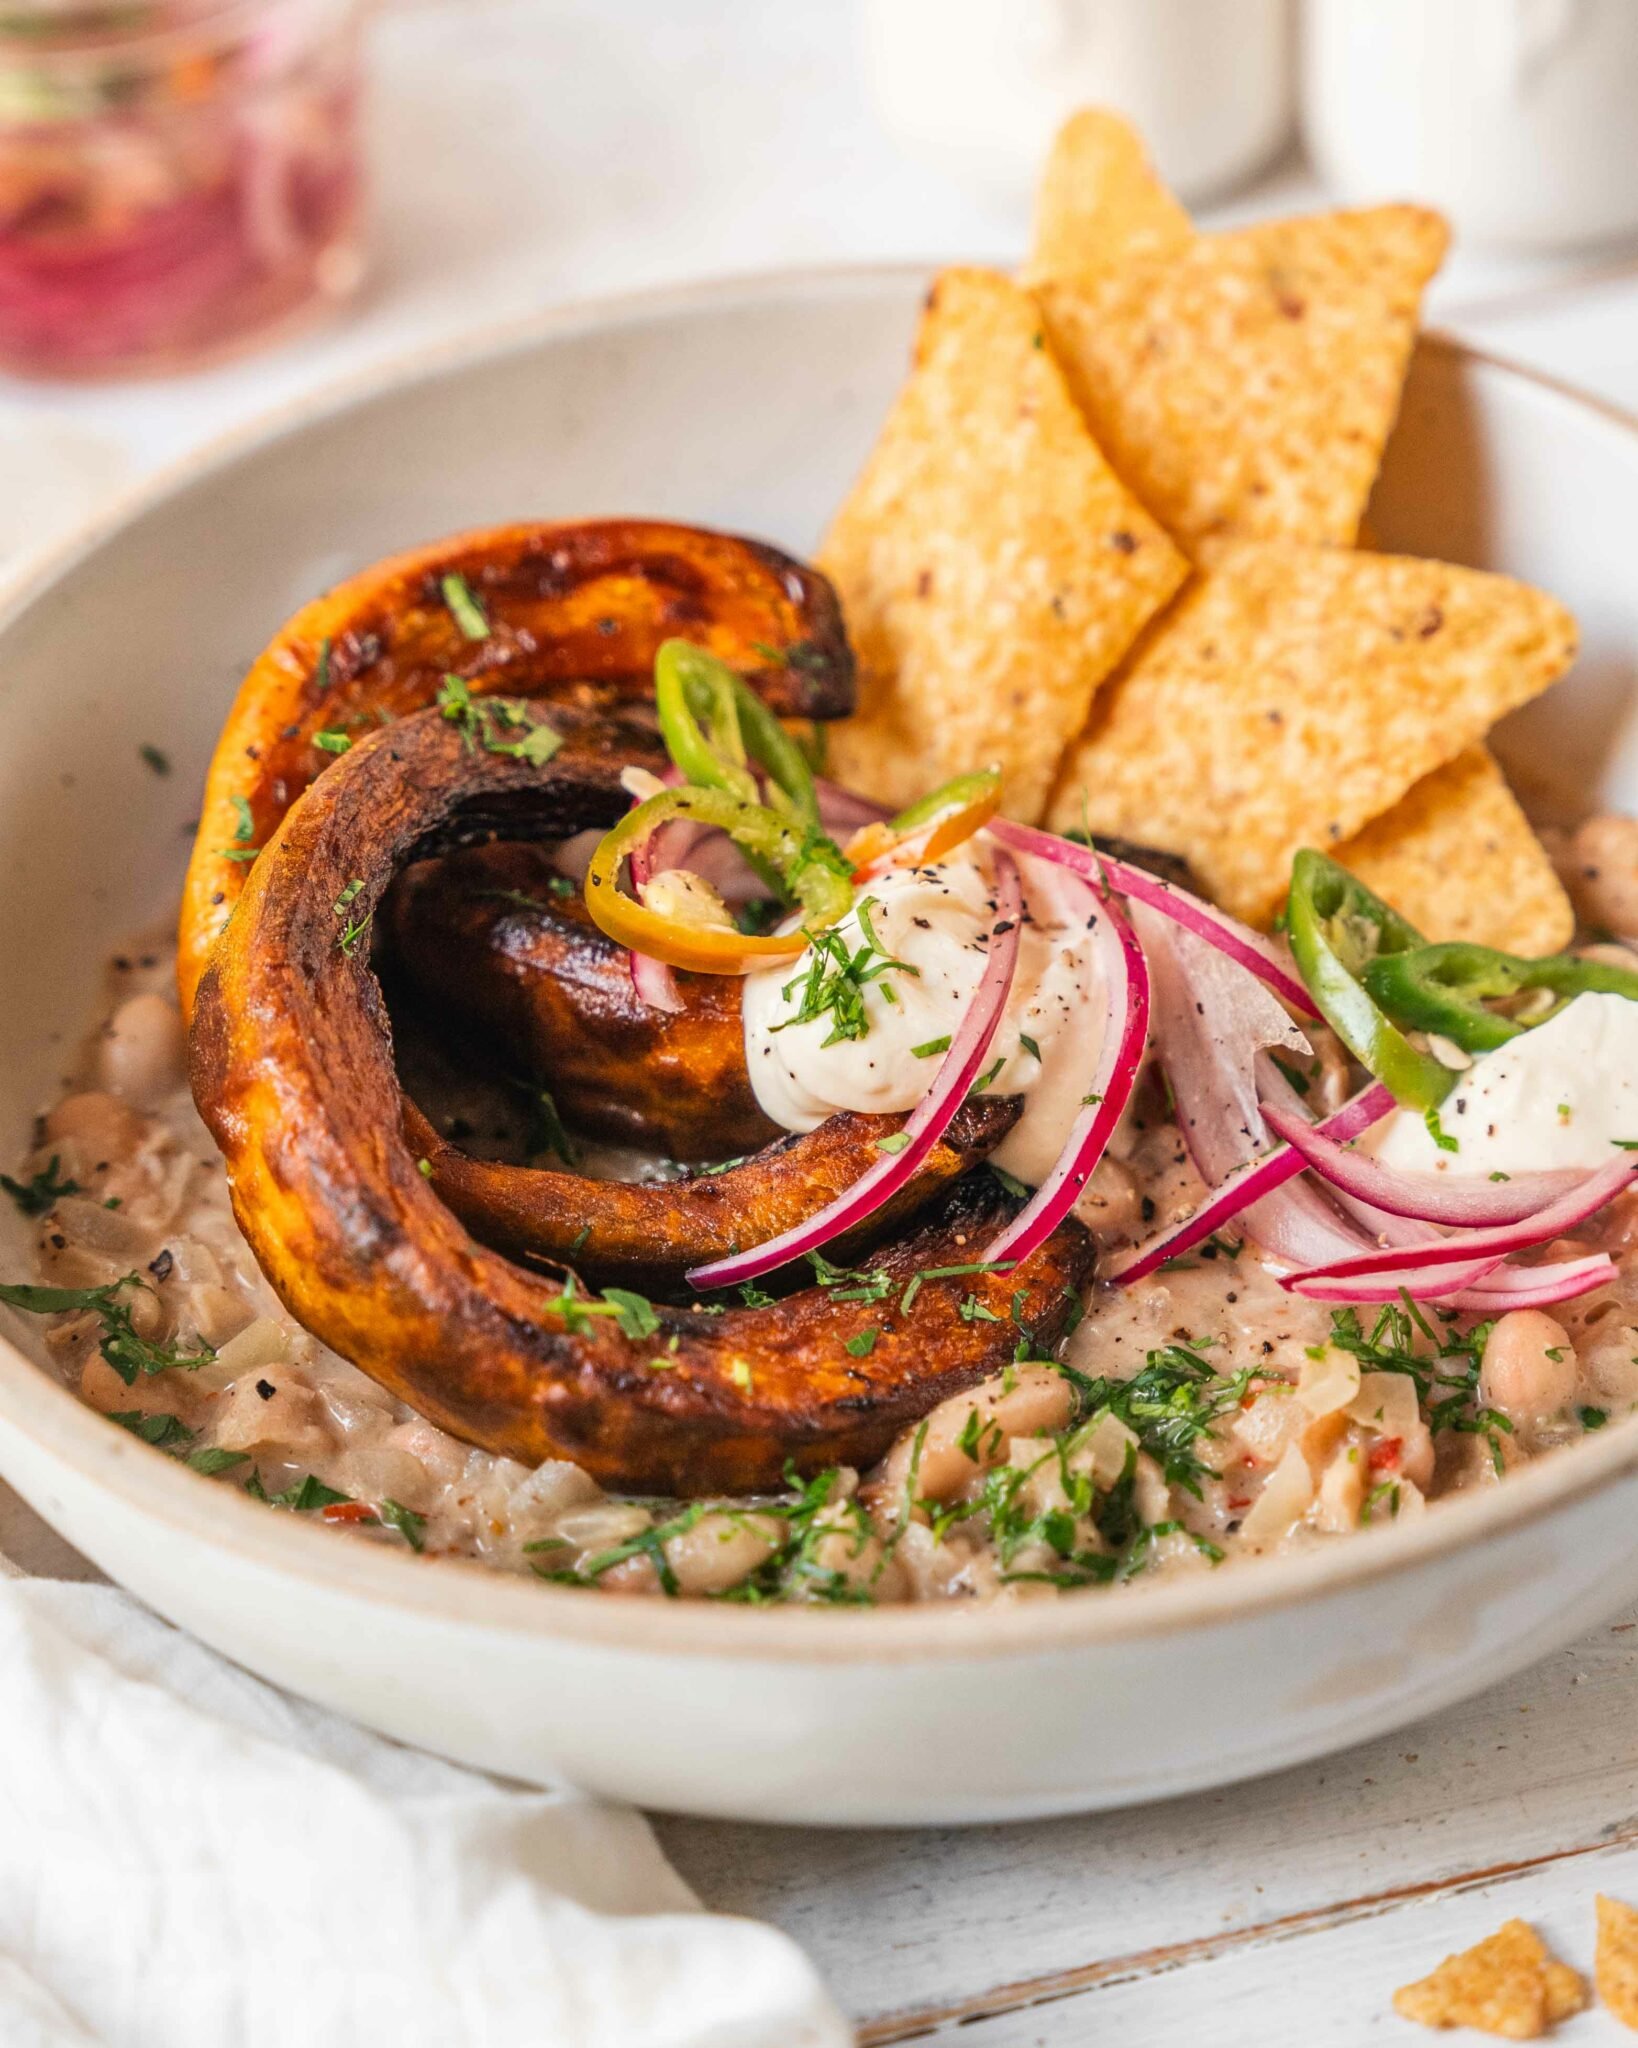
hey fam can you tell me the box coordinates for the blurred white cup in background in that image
[1303,0,1638,251]
[861,0,1294,210]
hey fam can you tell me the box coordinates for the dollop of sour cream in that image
[1364,991,1638,1177]
[741,847,1104,1187]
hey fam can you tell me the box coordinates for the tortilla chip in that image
[1035,205,1448,550]
[1596,1894,1638,2029]
[1047,543,1578,926]
[1338,746,1574,955]
[1393,1918,1585,2037]
[822,267,1187,821]
[1024,108,1194,281]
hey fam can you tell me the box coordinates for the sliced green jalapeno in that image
[1284,850,1455,1111]
[1363,941,1638,1054]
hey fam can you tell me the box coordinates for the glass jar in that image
[0,0,365,378]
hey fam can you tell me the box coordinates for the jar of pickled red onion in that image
[0,0,365,378]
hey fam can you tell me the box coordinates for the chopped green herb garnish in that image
[1018,1033,1042,1064]
[771,899,918,1048]
[229,793,255,843]
[527,1087,578,1167]
[875,1131,911,1155]
[313,637,332,693]
[911,1035,951,1060]
[0,1273,214,1386]
[899,1258,1015,1316]
[441,571,490,640]
[804,1250,894,1305]
[603,1288,660,1342]
[967,1056,1005,1098]
[314,729,352,754]
[1362,1478,1401,1524]
[186,1446,249,1476]
[1071,1345,1262,1500]
[1,1156,80,1216]
[109,1409,194,1447]
[379,1498,427,1551]
[989,1164,1030,1200]
[1326,1304,1509,1473]
[956,1406,1004,1464]
[1270,1052,1311,1097]
[1423,1107,1459,1154]
[256,1473,352,1512]
[435,676,561,765]
[844,1327,879,1357]
[1580,1406,1609,1430]
[332,877,372,956]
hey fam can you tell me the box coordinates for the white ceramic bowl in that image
[1,271,1636,1826]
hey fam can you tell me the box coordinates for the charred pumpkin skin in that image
[179,519,853,1012]
[190,708,1092,1494]
[388,842,780,1160]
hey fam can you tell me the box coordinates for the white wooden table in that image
[5,4,1638,2038]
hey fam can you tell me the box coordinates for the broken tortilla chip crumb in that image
[1394,1917,1585,2037]
[1035,205,1448,550]
[822,266,1187,822]
[1336,746,1574,955]
[1047,541,1577,927]
[1024,107,1194,282]
[1596,1894,1638,2030]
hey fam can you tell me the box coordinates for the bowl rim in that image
[2,261,1638,1666]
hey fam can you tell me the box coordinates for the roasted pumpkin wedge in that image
[189,704,1092,1494]
[179,518,852,1009]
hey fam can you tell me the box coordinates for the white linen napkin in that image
[0,1571,849,2048]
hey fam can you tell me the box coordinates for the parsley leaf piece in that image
[263,1473,352,1512]
[0,1273,215,1385]
[899,1258,1015,1316]
[844,1327,879,1357]
[875,1131,911,1155]
[109,1409,194,1447]
[527,1087,578,1167]
[442,571,490,640]
[314,729,352,754]
[603,1288,660,1342]
[1423,1107,1459,1154]
[771,900,916,1049]
[186,1446,249,1476]
[0,1156,80,1216]
[379,1498,427,1551]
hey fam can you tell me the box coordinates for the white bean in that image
[871,1367,1074,1508]
[1561,815,1638,938]
[661,1511,781,1595]
[1480,1311,1578,1425]
[97,993,185,1110]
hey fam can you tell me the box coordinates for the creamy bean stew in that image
[7,809,1633,1610]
